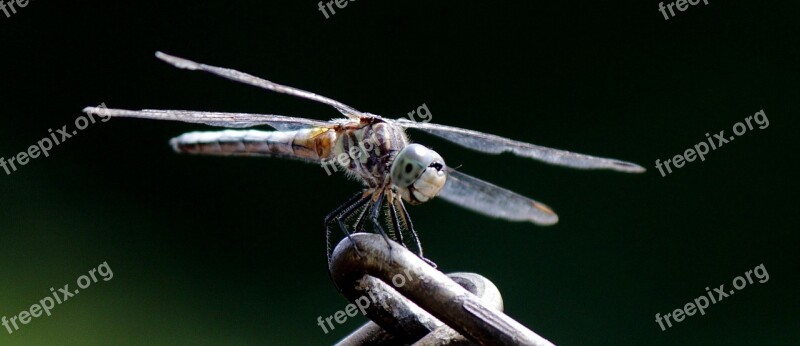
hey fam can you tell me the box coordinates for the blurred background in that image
[0,1,797,344]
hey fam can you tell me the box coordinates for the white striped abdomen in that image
[170,128,336,163]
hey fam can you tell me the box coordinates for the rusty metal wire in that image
[329,233,556,346]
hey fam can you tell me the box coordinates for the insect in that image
[84,52,645,265]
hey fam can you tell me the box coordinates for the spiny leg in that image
[396,198,436,268]
[333,197,371,246]
[325,191,371,263]
[396,198,422,255]
[387,197,406,247]
[331,199,371,259]
[352,199,372,234]
[369,193,394,250]
[325,191,365,239]
[341,198,373,242]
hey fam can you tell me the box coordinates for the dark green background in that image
[1,1,797,345]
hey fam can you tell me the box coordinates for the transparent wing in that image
[155,52,364,118]
[438,169,559,225]
[394,119,645,173]
[81,107,333,131]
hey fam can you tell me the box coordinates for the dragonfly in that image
[84,52,645,266]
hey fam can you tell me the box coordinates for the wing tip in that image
[155,51,199,70]
[82,106,111,116]
[612,160,647,173]
[532,202,559,225]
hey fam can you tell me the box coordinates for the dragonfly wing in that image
[395,119,645,173]
[81,107,333,131]
[155,52,364,118]
[438,169,558,225]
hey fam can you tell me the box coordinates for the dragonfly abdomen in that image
[170,128,336,163]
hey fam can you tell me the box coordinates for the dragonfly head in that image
[390,144,447,204]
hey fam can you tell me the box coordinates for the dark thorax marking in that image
[337,117,409,188]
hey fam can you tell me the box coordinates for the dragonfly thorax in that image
[332,119,409,187]
[330,119,447,204]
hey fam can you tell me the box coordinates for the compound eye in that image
[391,144,439,187]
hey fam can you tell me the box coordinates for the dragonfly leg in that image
[369,193,394,251]
[325,191,370,264]
[338,199,372,250]
[387,196,405,247]
[352,199,372,233]
[396,198,437,268]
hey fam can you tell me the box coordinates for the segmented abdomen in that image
[170,128,336,163]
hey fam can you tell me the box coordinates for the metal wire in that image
[335,272,502,345]
[329,233,556,346]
